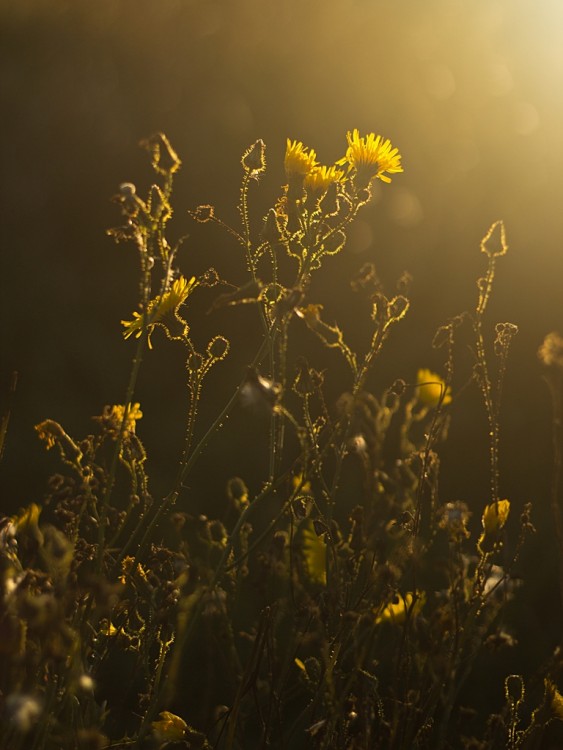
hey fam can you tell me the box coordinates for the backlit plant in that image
[1,131,562,750]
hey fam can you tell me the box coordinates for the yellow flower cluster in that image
[284,130,403,195]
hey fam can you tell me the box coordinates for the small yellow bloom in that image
[416,368,452,407]
[121,275,196,347]
[304,164,345,195]
[337,129,403,186]
[482,499,510,535]
[152,711,187,742]
[107,403,143,435]
[284,139,318,180]
[302,521,326,585]
[375,591,425,625]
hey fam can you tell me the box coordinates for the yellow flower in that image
[482,499,510,534]
[304,164,345,195]
[152,711,187,742]
[121,275,196,347]
[416,368,452,407]
[284,139,318,180]
[375,591,425,625]
[337,129,403,186]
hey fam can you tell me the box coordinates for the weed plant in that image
[1,131,563,749]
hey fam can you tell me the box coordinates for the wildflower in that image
[478,499,510,553]
[375,591,425,625]
[121,275,196,347]
[284,139,318,181]
[416,368,452,407]
[482,499,510,535]
[107,403,143,435]
[304,164,345,196]
[337,129,403,187]
[539,331,563,370]
[151,711,188,742]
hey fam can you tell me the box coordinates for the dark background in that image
[1,0,562,696]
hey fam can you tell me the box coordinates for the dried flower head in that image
[141,132,181,176]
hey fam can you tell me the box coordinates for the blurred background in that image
[1,0,563,687]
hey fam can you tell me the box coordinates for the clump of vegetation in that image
[1,130,563,749]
